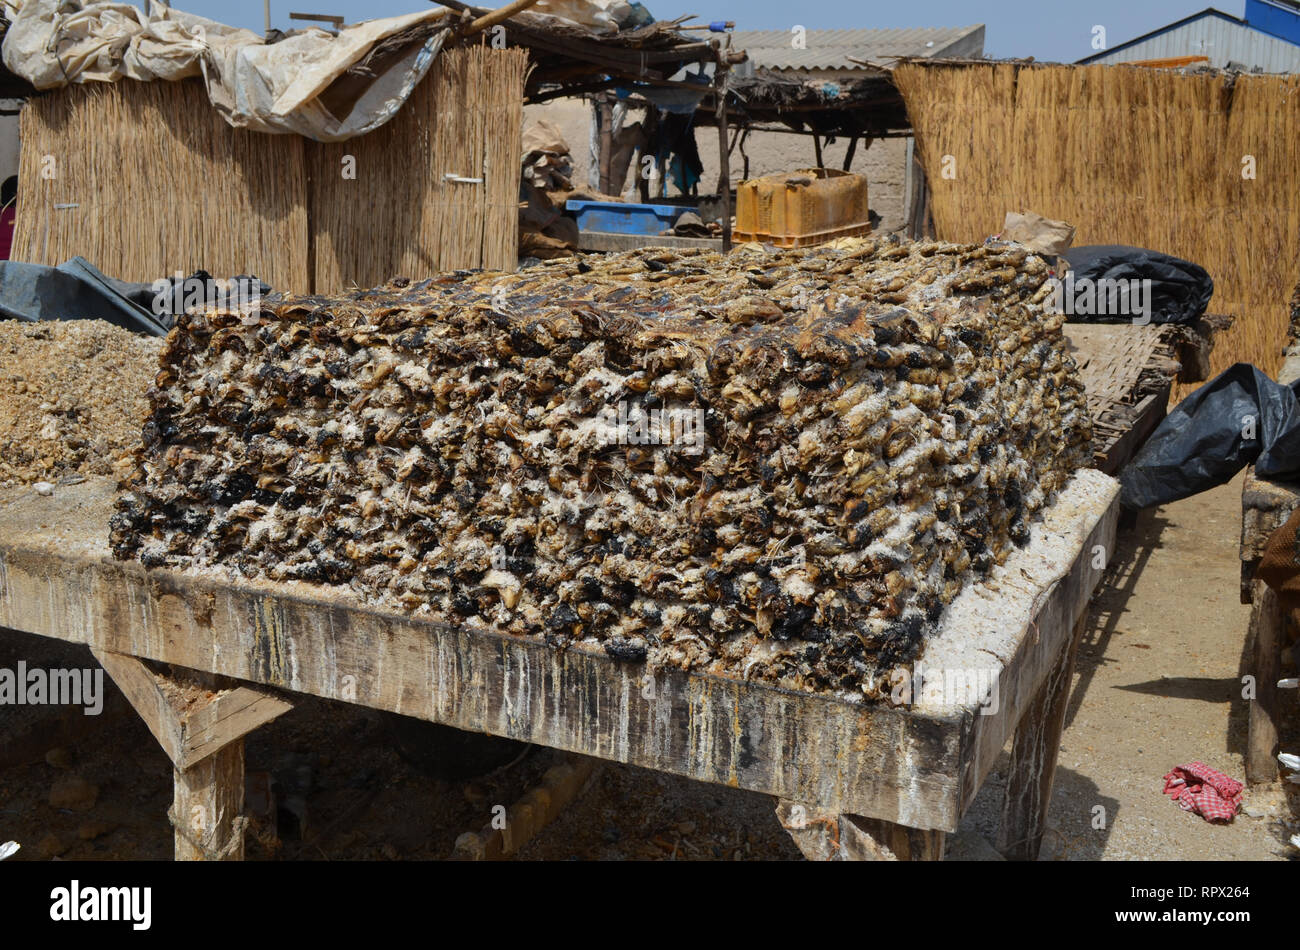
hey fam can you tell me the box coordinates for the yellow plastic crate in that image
[734,168,870,248]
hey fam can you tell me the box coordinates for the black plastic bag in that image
[0,258,272,337]
[1119,363,1300,510]
[1063,244,1214,325]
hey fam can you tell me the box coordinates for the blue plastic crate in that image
[566,200,681,236]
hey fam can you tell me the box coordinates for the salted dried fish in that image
[111,236,1092,697]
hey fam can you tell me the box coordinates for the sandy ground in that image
[0,472,1295,861]
[952,473,1296,861]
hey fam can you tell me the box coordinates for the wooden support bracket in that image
[91,649,293,861]
[776,800,946,861]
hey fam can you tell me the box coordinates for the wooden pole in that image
[842,134,859,171]
[173,744,246,861]
[1246,582,1282,783]
[465,0,541,36]
[996,614,1088,861]
[598,97,613,195]
[813,133,824,169]
[714,53,731,252]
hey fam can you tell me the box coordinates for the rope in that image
[167,805,249,861]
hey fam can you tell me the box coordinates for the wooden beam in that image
[995,613,1087,860]
[453,755,598,859]
[91,650,292,771]
[776,801,946,860]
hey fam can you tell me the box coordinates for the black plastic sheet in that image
[1064,244,1214,326]
[1119,363,1300,510]
[0,258,271,337]
[0,257,170,336]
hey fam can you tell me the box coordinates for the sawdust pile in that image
[0,320,162,488]
[111,237,1092,696]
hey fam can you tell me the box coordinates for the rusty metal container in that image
[734,168,870,247]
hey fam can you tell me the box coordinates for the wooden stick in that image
[464,0,542,37]
[715,54,731,252]
[842,134,858,171]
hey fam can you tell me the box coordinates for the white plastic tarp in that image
[1,0,451,141]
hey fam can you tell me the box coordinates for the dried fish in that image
[111,236,1091,697]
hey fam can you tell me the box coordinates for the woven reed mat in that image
[1064,324,1167,422]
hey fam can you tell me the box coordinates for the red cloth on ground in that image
[1162,762,1242,822]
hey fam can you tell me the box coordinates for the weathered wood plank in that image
[172,743,244,861]
[0,473,1117,832]
[91,649,292,770]
[776,800,946,860]
[453,756,598,860]
[995,613,1087,860]
[1096,387,1168,476]
[1246,582,1282,785]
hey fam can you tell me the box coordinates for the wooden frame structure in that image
[0,472,1117,860]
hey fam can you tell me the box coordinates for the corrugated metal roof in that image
[1079,7,1300,72]
[729,25,984,73]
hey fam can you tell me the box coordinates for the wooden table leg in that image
[1246,582,1282,784]
[776,800,946,861]
[173,742,246,861]
[91,649,292,861]
[996,613,1087,861]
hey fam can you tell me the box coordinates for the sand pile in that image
[0,320,162,488]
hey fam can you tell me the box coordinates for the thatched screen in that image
[895,62,1300,383]
[14,46,529,294]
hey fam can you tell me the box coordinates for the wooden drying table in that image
[1063,315,1230,475]
[1238,344,1300,785]
[0,472,1118,861]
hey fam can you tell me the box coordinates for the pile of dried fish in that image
[111,237,1092,696]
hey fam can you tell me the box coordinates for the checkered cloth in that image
[1162,762,1243,822]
